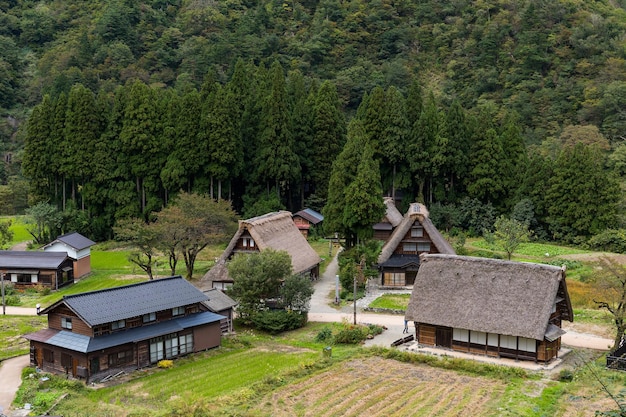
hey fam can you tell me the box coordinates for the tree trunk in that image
[210,176,214,200]
[218,179,222,201]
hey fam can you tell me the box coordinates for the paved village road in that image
[0,355,28,416]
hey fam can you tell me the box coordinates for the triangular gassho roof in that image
[40,276,208,327]
[383,197,404,227]
[201,211,321,284]
[405,254,573,341]
[377,202,455,264]
[43,232,96,251]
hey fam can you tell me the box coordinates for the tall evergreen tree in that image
[363,85,386,159]
[255,61,300,203]
[467,127,506,204]
[312,80,345,201]
[343,141,385,244]
[440,99,470,202]
[409,91,440,203]
[381,86,410,199]
[23,95,54,203]
[546,143,620,241]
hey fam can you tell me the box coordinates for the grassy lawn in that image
[369,293,411,311]
[0,315,47,361]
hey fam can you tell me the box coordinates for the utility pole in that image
[1,272,5,315]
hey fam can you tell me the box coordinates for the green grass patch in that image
[368,293,411,310]
[470,239,589,259]
[0,315,47,361]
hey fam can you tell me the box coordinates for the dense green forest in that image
[2,0,626,244]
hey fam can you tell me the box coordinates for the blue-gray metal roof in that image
[378,254,421,269]
[293,208,324,224]
[27,311,224,353]
[47,232,96,250]
[0,251,69,269]
[56,276,210,326]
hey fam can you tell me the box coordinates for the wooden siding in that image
[193,322,222,351]
[74,256,91,278]
[415,322,560,363]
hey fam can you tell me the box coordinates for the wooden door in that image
[436,326,452,347]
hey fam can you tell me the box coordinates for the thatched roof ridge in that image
[405,254,572,341]
[377,203,455,264]
[200,211,321,286]
[383,197,404,227]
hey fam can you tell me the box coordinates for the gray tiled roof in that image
[202,288,238,312]
[293,208,324,224]
[25,311,224,353]
[0,251,69,269]
[45,232,96,250]
[48,276,209,326]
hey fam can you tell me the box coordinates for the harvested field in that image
[258,357,505,417]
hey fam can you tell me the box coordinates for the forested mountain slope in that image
[2,0,626,244]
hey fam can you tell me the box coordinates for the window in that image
[111,320,125,330]
[411,227,423,238]
[61,353,72,369]
[249,238,255,247]
[417,242,431,252]
[61,317,72,330]
[518,337,537,353]
[403,243,417,253]
[172,307,185,316]
[150,333,194,363]
[143,312,156,323]
[108,350,133,366]
[470,331,486,345]
[44,349,54,363]
[487,333,499,347]
[383,272,405,286]
[500,335,517,350]
[165,337,179,357]
[453,328,469,342]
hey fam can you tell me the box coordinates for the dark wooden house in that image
[372,197,404,241]
[201,211,321,290]
[0,251,74,290]
[293,208,324,238]
[24,276,224,382]
[405,254,574,363]
[376,203,455,287]
[43,232,96,279]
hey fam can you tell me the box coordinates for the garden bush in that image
[333,323,367,344]
[251,310,307,334]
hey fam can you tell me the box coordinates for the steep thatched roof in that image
[405,254,573,341]
[377,203,455,264]
[383,197,404,227]
[200,211,321,286]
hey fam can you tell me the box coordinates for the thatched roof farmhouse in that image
[376,202,455,287]
[405,254,573,362]
[200,211,321,290]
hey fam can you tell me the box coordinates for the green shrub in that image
[557,368,574,382]
[315,326,333,342]
[589,229,626,253]
[5,294,21,306]
[366,323,384,336]
[334,324,367,344]
[251,310,307,334]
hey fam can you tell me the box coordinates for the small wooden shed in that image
[43,232,96,279]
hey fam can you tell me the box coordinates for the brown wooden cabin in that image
[376,203,455,288]
[0,251,74,290]
[24,276,224,382]
[292,208,324,238]
[200,211,321,290]
[405,254,573,363]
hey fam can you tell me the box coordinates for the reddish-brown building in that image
[24,276,224,382]
[292,208,324,238]
[405,254,573,363]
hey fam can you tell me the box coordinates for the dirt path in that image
[0,355,29,415]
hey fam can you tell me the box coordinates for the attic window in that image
[411,227,423,238]
[172,307,185,316]
[61,317,72,330]
[111,320,125,330]
[143,312,156,323]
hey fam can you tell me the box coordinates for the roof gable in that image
[41,276,208,326]
[405,254,572,340]
[293,208,324,225]
[378,203,455,264]
[201,211,321,284]
[44,232,96,251]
